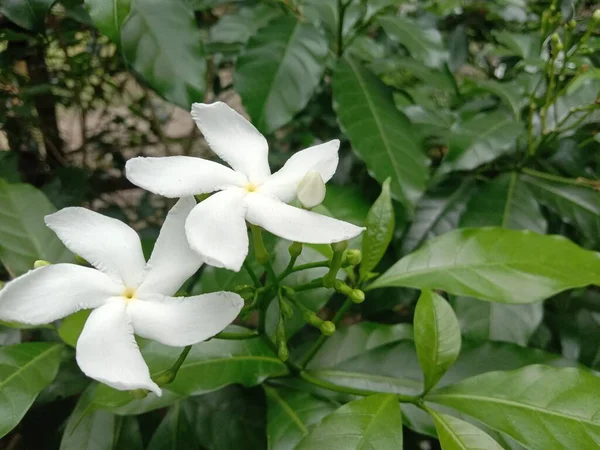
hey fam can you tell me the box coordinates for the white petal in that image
[76,301,161,396]
[126,156,247,198]
[129,292,243,346]
[138,198,203,297]
[185,189,249,272]
[45,208,146,287]
[259,140,339,202]
[0,264,119,325]
[191,102,271,184]
[246,193,364,244]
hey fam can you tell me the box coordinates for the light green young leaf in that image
[265,386,338,450]
[369,228,600,304]
[85,0,132,44]
[147,402,197,450]
[0,180,73,277]
[428,410,504,450]
[333,55,428,211]
[414,290,461,393]
[296,394,403,449]
[121,0,205,109]
[427,365,600,450]
[0,0,54,31]
[235,17,328,134]
[0,343,63,438]
[360,178,395,279]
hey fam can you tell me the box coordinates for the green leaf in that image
[320,184,371,228]
[492,30,541,59]
[148,402,197,450]
[296,394,403,449]
[522,174,600,246]
[369,227,600,304]
[379,15,448,68]
[438,112,525,176]
[414,290,461,393]
[0,343,62,438]
[370,57,457,93]
[265,386,338,450]
[360,178,395,279]
[58,310,92,348]
[454,297,543,346]
[333,55,428,211]
[402,105,457,140]
[0,0,54,31]
[208,4,280,48]
[545,75,600,132]
[193,385,266,450]
[85,0,132,44]
[235,16,328,134]
[427,365,600,450]
[121,0,205,109]
[0,180,73,276]
[460,173,547,234]
[114,416,143,450]
[428,410,504,450]
[401,179,473,254]
[467,78,523,118]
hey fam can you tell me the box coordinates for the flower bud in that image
[568,19,576,29]
[34,260,51,269]
[344,249,362,266]
[320,321,336,336]
[130,388,149,399]
[333,279,352,295]
[280,298,295,319]
[350,289,365,304]
[593,10,600,23]
[302,310,323,328]
[297,171,326,209]
[154,369,176,385]
[331,240,349,253]
[288,241,303,258]
[278,341,289,361]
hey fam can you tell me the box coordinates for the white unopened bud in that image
[297,171,326,209]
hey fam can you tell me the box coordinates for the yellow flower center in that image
[244,183,258,193]
[122,287,137,302]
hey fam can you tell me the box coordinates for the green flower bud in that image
[154,369,176,386]
[297,171,326,208]
[569,19,576,29]
[130,389,149,399]
[280,298,295,319]
[302,310,323,328]
[350,289,365,304]
[320,321,336,336]
[281,286,295,298]
[593,10,600,22]
[33,260,51,269]
[344,249,362,266]
[333,279,352,295]
[278,341,289,361]
[288,241,303,258]
[551,33,560,45]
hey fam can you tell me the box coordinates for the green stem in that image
[250,225,270,265]
[277,255,299,283]
[293,278,325,292]
[153,345,192,385]
[336,0,347,57]
[214,329,259,340]
[521,167,598,189]
[243,261,260,287]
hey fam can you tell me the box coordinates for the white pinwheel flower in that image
[125,101,365,272]
[0,198,243,396]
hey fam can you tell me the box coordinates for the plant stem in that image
[336,0,347,57]
[522,167,598,189]
[293,278,325,292]
[243,261,260,287]
[214,329,259,340]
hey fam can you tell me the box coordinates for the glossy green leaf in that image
[360,178,395,278]
[415,290,461,392]
[37,347,88,404]
[428,410,504,450]
[370,228,600,304]
[370,57,457,93]
[468,78,523,118]
[427,365,600,450]
[208,4,280,47]
[0,180,73,276]
[194,385,266,450]
[0,343,62,438]
[492,30,541,59]
[121,0,205,109]
[379,15,448,68]
[545,75,600,132]
[460,173,546,234]
[0,0,54,31]
[401,179,473,254]
[148,402,197,450]
[85,0,132,44]
[522,174,600,246]
[296,394,403,449]
[402,105,457,139]
[320,184,370,228]
[58,309,91,348]
[333,55,428,211]
[235,17,328,134]
[438,112,524,176]
[265,386,338,450]
[114,416,143,450]
[455,296,543,346]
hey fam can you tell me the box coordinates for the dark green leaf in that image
[0,343,63,438]
[320,184,370,227]
[460,173,547,233]
[85,0,132,44]
[207,4,280,49]
[147,402,197,450]
[428,410,504,450]
[379,15,448,68]
[522,174,600,246]
[296,394,403,449]
[467,78,523,118]
[0,0,54,31]
[545,74,600,132]
[114,416,143,450]
[235,17,328,134]
[402,105,457,140]
[265,386,338,450]
[427,365,600,450]
[370,57,457,93]
[121,0,205,109]
[333,55,428,211]
[492,30,541,59]
[360,178,395,278]
[370,228,600,304]
[414,290,461,392]
[0,180,73,276]
[455,297,543,347]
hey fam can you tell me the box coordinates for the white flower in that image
[125,102,365,272]
[0,198,243,396]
